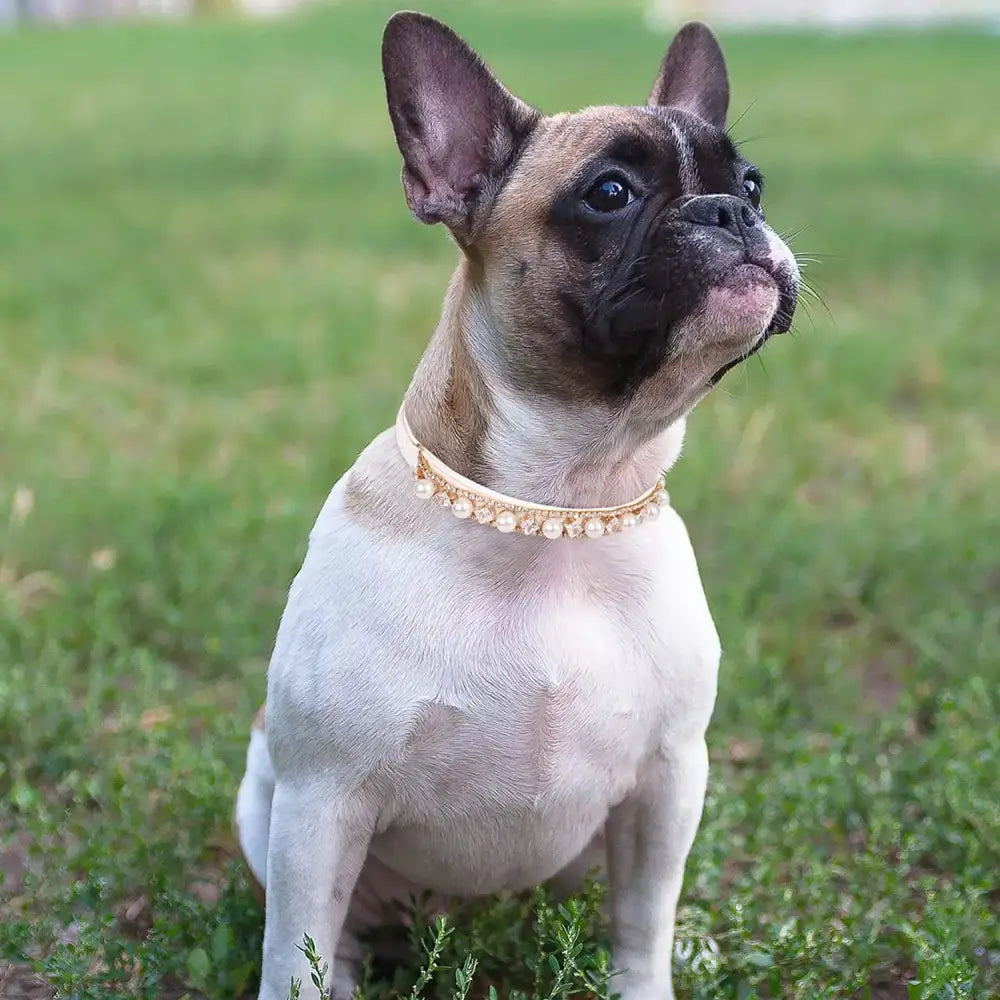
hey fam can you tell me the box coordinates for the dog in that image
[236,11,799,1000]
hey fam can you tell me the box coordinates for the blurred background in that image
[1,1,998,999]
[4,0,1000,26]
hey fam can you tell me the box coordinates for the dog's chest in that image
[367,572,671,892]
[410,598,656,790]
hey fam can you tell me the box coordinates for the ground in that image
[1,2,998,998]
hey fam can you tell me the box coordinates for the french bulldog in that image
[236,11,799,1000]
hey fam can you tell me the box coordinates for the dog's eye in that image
[584,174,634,212]
[742,172,763,209]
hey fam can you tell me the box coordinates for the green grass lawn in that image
[1,2,998,997]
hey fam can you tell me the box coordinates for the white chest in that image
[268,472,721,896]
[365,596,661,892]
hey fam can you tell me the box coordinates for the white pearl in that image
[584,517,605,539]
[620,512,639,530]
[643,503,661,521]
[452,496,474,519]
[541,517,564,539]
[414,478,436,500]
[495,510,517,533]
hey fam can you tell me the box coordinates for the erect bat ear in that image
[648,21,730,129]
[382,12,539,238]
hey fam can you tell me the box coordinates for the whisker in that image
[727,99,758,135]
[779,222,816,240]
[798,281,834,325]
[793,298,819,334]
[795,251,841,262]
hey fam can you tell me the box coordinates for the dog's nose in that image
[679,195,758,241]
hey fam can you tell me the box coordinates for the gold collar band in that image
[395,407,668,539]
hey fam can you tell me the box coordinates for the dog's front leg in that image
[259,780,376,1000]
[607,740,709,1000]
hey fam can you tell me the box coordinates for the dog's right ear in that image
[382,12,538,239]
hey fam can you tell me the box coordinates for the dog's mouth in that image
[708,329,770,385]
[708,262,798,385]
[765,264,799,336]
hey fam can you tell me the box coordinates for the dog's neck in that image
[403,260,686,509]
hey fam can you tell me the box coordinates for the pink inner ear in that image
[399,100,491,225]
[398,74,499,207]
[382,12,532,228]
[649,22,729,129]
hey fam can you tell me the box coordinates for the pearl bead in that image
[495,510,517,533]
[414,478,436,500]
[541,517,564,539]
[452,496,474,519]
[620,512,638,530]
[643,503,661,521]
[584,517,605,539]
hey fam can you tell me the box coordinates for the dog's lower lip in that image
[768,285,797,334]
[708,333,769,385]
[740,261,796,335]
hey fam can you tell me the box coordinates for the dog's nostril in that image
[717,205,733,230]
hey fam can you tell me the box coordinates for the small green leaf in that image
[210,923,231,963]
[186,947,210,986]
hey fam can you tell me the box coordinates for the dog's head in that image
[382,13,798,420]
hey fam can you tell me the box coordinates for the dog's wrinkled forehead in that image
[484,105,741,247]
[565,106,730,192]
[640,106,731,194]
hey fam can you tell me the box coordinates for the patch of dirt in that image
[726,737,764,765]
[863,655,904,712]
[0,964,54,1000]
[858,635,914,714]
[866,976,912,1000]
[0,833,31,896]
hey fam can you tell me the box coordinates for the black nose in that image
[679,195,759,240]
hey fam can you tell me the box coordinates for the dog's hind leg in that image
[235,704,274,895]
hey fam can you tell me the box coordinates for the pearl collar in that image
[395,407,668,539]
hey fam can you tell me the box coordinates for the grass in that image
[1,2,998,997]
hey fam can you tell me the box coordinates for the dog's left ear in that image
[382,12,539,238]
[648,22,729,130]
